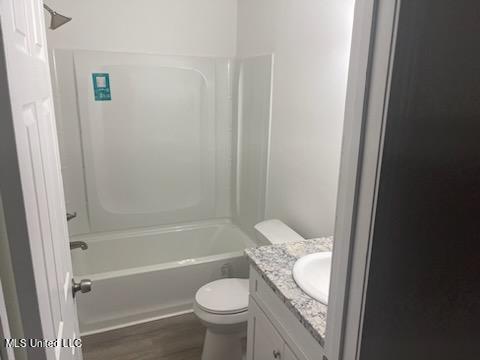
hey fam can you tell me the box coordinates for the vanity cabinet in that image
[284,346,298,360]
[248,299,298,360]
[247,267,326,360]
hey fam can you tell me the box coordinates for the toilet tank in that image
[254,219,305,245]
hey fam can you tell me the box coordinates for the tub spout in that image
[70,241,88,251]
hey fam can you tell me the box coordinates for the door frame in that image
[325,0,401,359]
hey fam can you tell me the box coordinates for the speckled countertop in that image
[245,237,333,347]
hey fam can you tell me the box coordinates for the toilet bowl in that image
[194,278,249,360]
[194,219,305,360]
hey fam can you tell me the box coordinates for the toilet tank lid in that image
[254,219,305,244]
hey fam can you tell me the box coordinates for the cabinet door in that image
[248,299,285,360]
[284,345,299,360]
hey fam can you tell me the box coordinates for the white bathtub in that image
[71,219,255,334]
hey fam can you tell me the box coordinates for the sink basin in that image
[292,252,332,305]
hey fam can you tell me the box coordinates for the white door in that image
[0,0,83,359]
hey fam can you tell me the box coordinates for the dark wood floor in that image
[81,313,206,360]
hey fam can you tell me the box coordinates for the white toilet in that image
[193,219,305,360]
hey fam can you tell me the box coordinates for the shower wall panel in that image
[234,55,273,236]
[51,50,233,234]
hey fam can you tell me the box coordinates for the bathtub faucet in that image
[70,241,88,251]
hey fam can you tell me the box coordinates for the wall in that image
[47,0,355,238]
[46,0,238,235]
[237,0,354,237]
[46,0,237,57]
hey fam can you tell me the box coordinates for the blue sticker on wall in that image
[92,73,111,101]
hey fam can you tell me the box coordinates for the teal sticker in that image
[92,73,111,101]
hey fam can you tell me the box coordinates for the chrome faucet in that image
[70,241,88,250]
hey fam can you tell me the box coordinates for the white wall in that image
[46,0,238,235]
[237,0,354,238]
[46,0,237,57]
[47,0,354,238]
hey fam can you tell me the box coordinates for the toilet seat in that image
[195,278,249,315]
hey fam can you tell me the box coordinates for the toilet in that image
[193,219,305,360]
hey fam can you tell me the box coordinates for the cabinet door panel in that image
[284,344,299,360]
[248,299,284,360]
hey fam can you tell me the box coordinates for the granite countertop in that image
[245,237,333,347]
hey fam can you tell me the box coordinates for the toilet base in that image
[201,328,245,360]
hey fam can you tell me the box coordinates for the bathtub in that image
[71,219,255,334]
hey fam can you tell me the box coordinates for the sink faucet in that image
[70,241,88,250]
